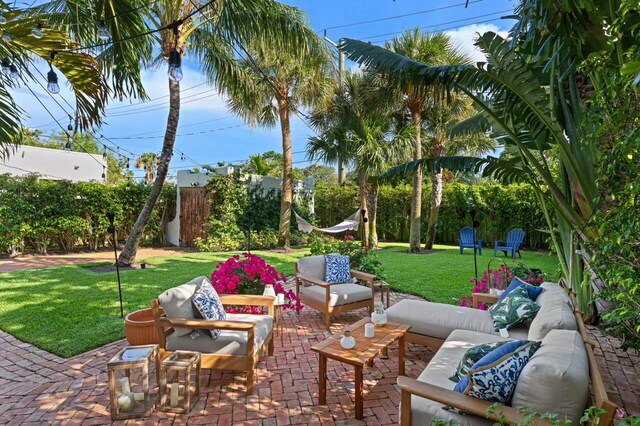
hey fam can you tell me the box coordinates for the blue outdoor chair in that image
[494,228,525,260]
[459,227,482,255]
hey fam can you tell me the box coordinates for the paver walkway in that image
[0,248,192,273]
[0,288,638,425]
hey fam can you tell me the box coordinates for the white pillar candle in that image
[364,322,375,338]
[133,392,145,402]
[117,394,133,412]
[170,383,179,407]
[277,293,285,305]
[119,377,131,395]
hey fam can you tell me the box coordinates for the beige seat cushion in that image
[300,283,372,307]
[528,283,577,340]
[166,313,273,356]
[408,329,512,425]
[512,329,589,424]
[158,276,209,337]
[386,299,528,341]
[297,255,327,281]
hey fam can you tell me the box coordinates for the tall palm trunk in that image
[118,80,179,266]
[408,108,423,252]
[337,160,346,185]
[277,95,293,247]
[367,184,379,247]
[358,172,369,247]
[424,139,446,249]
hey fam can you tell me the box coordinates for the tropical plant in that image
[100,0,330,265]
[135,152,159,184]
[381,29,472,252]
[221,34,333,248]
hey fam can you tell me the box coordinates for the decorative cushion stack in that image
[449,341,509,383]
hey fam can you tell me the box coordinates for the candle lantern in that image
[107,344,159,421]
[159,351,201,413]
[487,258,509,295]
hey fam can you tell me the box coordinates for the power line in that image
[323,0,486,31]
[0,163,71,180]
[107,123,245,140]
[106,82,209,111]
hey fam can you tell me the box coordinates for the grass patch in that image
[0,244,558,357]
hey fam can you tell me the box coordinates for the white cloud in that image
[445,24,509,64]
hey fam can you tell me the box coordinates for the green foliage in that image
[314,182,549,248]
[308,236,386,279]
[196,172,312,251]
[0,174,175,254]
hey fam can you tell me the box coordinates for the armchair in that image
[459,227,482,255]
[494,228,525,260]
[151,279,275,394]
[294,255,375,330]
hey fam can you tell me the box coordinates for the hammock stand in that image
[294,210,361,234]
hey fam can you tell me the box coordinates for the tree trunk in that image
[276,96,293,248]
[424,139,446,250]
[368,184,379,248]
[358,172,369,247]
[337,160,346,186]
[408,108,423,252]
[117,79,179,266]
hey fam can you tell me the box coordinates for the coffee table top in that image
[311,317,411,366]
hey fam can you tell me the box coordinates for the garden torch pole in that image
[106,212,124,318]
[470,209,479,281]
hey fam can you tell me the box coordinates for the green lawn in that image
[0,244,558,357]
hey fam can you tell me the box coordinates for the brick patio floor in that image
[0,288,638,425]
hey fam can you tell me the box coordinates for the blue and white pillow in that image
[325,255,351,284]
[454,340,541,404]
[191,281,226,339]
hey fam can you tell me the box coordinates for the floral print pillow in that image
[191,281,226,339]
[324,255,351,284]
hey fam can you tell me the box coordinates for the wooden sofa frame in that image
[398,289,617,426]
[294,263,375,330]
[150,294,275,395]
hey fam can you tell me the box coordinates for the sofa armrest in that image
[397,376,547,425]
[472,292,499,308]
[159,317,255,331]
[351,269,375,287]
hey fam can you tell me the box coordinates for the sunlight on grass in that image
[0,245,558,357]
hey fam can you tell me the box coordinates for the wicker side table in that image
[107,344,159,421]
[159,350,201,414]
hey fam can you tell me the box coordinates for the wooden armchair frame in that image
[150,294,275,394]
[398,286,617,426]
[294,263,375,330]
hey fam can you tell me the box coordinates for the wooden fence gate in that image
[179,187,211,246]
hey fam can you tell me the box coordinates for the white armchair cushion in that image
[158,276,208,337]
[166,313,273,356]
[300,283,372,307]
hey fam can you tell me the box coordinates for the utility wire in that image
[323,0,486,31]
[107,123,245,140]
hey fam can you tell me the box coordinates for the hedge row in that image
[0,174,176,254]
[314,182,549,249]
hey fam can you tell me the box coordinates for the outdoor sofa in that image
[151,276,275,394]
[387,282,617,425]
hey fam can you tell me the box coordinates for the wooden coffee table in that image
[311,317,411,420]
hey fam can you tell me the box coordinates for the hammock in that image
[294,210,361,234]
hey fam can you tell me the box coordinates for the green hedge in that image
[314,182,549,249]
[0,174,176,254]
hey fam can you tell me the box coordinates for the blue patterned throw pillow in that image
[191,281,226,339]
[454,340,541,404]
[499,277,544,302]
[325,255,351,284]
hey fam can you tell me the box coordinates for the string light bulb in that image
[2,32,10,42]
[47,52,59,93]
[167,48,183,82]
[102,148,107,160]
[0,16,7,25]
[97,20,110,41]
[31,23,43,39]
[67,116,74,131]
[1,58,9,74]
[101,165,106,179]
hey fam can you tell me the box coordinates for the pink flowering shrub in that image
[210,253,303,313]
[459,262,545,310]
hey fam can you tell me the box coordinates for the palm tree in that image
[383,29,470,252]
[135,152,159,184]
[308,72,412,246]
[81,0,322,265]
[222,40,333,248]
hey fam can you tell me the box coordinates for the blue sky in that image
[13,0,515,181]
